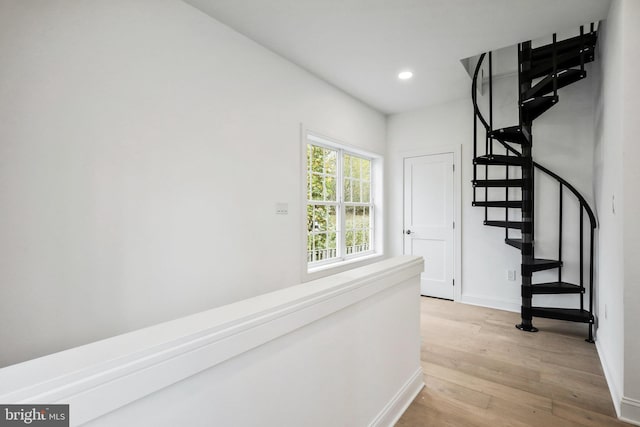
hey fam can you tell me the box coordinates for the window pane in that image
[310,146,324,173]
[344,204,372,256]
[325,176,336,201]
[363,206,370,228]
[327,205,337,231]
[362,159,371,181]
[324,149,336,174]
[310,173,322,201]
[362,181,370,203]
[345,230,355,254]
[306,205,314,232]
[356,206,364,228]
[306,144,312,172]
[307,144,337,202]
[310,173,338,202]
[344,155,352,178]
[351,156,361,179]
[352,180,361,203]
[358,230,366,250]
[313,233,326,250]
[345,206,355,230]
[313,233,326,261]
[307,202,339,263]
[312,205,327,231]
[328,232,337,250]
[344,178,352,202]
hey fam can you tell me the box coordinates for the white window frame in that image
[302,129,383,279]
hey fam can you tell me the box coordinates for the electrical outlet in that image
[507,270,517,281]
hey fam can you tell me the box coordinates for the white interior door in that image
[404,153,455,299]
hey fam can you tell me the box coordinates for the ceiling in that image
[183,0,612,115]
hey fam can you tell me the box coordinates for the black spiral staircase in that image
[471,25,598,342]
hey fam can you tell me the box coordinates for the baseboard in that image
[595,340,622,417]
[369,367,424,427]
[459,294,520,313]
[621,397,640,426]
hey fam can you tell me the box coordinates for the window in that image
[305,133,379,269]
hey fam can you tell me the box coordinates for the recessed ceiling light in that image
[398,71,413,80]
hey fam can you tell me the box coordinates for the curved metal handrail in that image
[533,161,597,228]
[472,53,522,158]
[471,53,490,132]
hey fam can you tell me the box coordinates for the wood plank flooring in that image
[396,297,630,427]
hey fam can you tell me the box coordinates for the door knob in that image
[405,229,412,235]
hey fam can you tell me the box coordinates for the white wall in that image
[387,48,598,312]
[0,0,386,367]
[592,1,626,413]
[622,0,640,419]
[594,0,640,423]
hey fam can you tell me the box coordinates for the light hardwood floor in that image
[396,297,630,427]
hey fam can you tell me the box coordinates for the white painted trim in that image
[369,367,424,427]
[307,253,385,276]
[0,256,423,426]
[621,397,640,426]
[300,123,310,279]
[400,144,463,301]
[595,339,623,417]
[304,126,383,159]
[453,146,462,302]
[460,294,520,313]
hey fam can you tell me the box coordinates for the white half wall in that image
[0,257,424,427]
[0,0,386,367]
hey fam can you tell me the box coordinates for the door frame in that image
[401,144,462,302]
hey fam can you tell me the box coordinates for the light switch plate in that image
[276,202,288,215]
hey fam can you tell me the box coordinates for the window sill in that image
[304,253,385,282]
